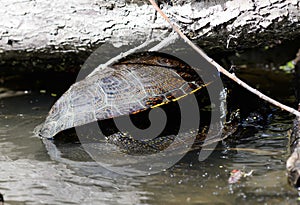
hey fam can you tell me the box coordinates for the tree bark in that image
[0,0,299,72]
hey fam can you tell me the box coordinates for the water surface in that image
[0,67,299,204]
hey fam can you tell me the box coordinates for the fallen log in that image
[0,0,299,73]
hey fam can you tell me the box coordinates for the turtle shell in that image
[37,52,207,139]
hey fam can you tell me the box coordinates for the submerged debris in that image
[287,50,300,188]
[228,169,253,184]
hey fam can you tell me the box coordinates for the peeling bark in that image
[0,0,299,73]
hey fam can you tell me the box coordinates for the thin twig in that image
[149,31,178,51]
[148,0,300,117]
[88,30,171,77]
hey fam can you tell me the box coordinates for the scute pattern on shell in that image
[37,52,204,138]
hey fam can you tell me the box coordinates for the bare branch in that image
[88,30,171,77]
[148,0,300,118]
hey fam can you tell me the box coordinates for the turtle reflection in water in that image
[36,52,238,154]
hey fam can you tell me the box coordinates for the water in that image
[0,68,299,204]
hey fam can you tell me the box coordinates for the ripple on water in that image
[0,92,147,204]
[0,159,148,205]
[0,88,299,204]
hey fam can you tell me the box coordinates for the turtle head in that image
[35,96,73,139]
[37,114,74,139]
[36,121,58,139]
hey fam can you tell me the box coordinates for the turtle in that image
[35,52,236,154]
